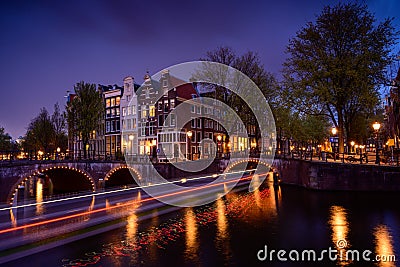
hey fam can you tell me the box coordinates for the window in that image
[170,99,175,109]
[196,131,201,143]
[149,105,155,117]
[106,121,111,132]
[170,114,176,126]
[122,107,126,116]
[116,108,120,116]
[164,114,169,127]
[191,94,197,99]
[158,101,163,111]
[132,118,136,129]
[141,105,147,118]
[191,105,196,113]
[111,98,116,106]
[196,106,201,114]
[111,121,115,132]
[127,106,131,115]
[111,108,115,117]
[106,99,111,108]
[164,100,169,112]
[140,124,146,136]
[158,114,164,127]
[116,96,121,106]
[106,109,111,118]
[127,119,131,130]
[204,119,208,128]
[163,79,168,87]
[197,118,201,128]
[191,119,196,128]
[145,89,150,99]
[149,122,155,135]
[116,121,120,131]
[209,120,213,129]
[127,95,131,102]
[132,105,136,115]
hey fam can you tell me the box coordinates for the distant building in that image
[120,76,140,157]
[101,84,123,159]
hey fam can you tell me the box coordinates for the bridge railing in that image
[275,151,400,167]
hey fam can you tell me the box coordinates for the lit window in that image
[141,105,147,118]
[149,105,155,117]
[116,96,121,106]
[122,107,126,116]
[170,99,175,109]
[132,105,136,115]
[106,99,111,107]
[111,98,116,106]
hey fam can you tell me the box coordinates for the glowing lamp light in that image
[217,135,222,141]
[372,122,381,131]
[331,127,337,135]
[350,141,355,147]
[129,135,134,141]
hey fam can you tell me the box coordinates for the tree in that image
[0,126,12,151]
[283,2,398,153]
[196,46,279,148]
[52,102,68,151]
[67,81,104,159]
[24,108,55,156]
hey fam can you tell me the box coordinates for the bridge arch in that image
[225,158,272,173]
[104,165,142,188]
[8,165,96,205]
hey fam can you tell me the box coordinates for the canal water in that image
[4,182,400,267]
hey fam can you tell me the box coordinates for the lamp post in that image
[56,147,60,161]
[217,135,222,158]
[350,141,355,154]
[331,127,338,160]
[372,122,381,165]
[187,131,192,160]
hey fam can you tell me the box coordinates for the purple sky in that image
[0,0,399,139]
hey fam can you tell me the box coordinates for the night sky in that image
[0,0,399,139]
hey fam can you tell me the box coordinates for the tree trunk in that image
[83,140,87,159]
[337,111,345,154]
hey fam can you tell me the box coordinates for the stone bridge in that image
[0,158,273,205]
[0,160,152,204]
[3,157,397,205]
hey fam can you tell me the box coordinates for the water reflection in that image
[125,191,141,244]
[329,206,350,266]
[9,209,17,227]
[35,178,44,215]
[215,196,232,262]
[374,224,396,267]
[184,208,198,262]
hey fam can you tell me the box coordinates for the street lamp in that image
[187,131,192,160]
[56,147,60,160]
[350,141,355,154]
[372,121,381,165]
[217,135,222,158]
[331,127,337,154]
[38,150,43,160]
